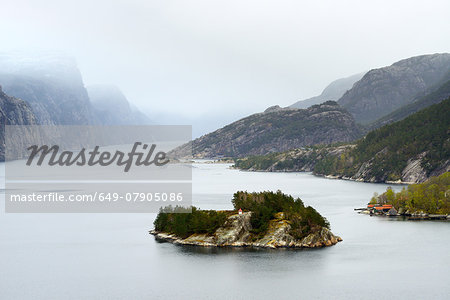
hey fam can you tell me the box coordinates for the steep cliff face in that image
[150,212,342,249]
[338,53,450,124]
[0,52,95,125]
[290,72,365,109]
[87,85,151,125]
[172,101,361,158]
[0,86,37,160]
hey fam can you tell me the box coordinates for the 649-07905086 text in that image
[8,192,185,203]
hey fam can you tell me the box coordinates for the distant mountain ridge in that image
[338,53,450,124]
[87,85,151,125]
[163,53,450,163]
[290,72,365,109]
[171,101,361,158]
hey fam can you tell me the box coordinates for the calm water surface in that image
[1,163,449,299]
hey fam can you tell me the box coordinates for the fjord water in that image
[1,163,449,299]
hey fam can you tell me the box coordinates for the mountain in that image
[338,53,450,124]
[235,98,450,183]
[87,85,151,125]
[0,52,151,126]
[0,86,37,160]
[171,101,361,158]
[368,77,450,130]
[0,52,95,125]
[290,72,365,109]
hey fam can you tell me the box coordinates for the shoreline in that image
[149,228,343,249]
[230,165,411,185]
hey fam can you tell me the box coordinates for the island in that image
[150,191,342,249]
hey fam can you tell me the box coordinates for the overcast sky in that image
[1,0,449,135]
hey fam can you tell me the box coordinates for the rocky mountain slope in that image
[367,77,450,130]
[338,53,450,124]
[290,72,364,109]
[87,85,151,125]
[0,86,37,160]
[172,101,361,158]
[235,98,450,183]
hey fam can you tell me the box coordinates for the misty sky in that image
[1,0,449,136]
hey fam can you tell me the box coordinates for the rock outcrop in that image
[150,212,342,249]
[401,153,429,184]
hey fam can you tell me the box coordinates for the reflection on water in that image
[1,163,449,300]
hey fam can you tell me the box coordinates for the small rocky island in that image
[150,191,342,249]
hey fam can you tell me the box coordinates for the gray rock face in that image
[150,212,342,249]
[0,52,95,125]
[0,86,37,160]
[87,85,151,125]
[214,212,253,245]
[172,101,361,158]
[290,72,365,109]
[338,53,450,124]
[401,153,428,183]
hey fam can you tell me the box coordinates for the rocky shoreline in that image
[150,212,342,249]
[234,168,412,185]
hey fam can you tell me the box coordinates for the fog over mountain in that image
[0,52,94,125]
[1,0,449,136]
[290,73,365,109]
[88,85,151,125]
[0,52,150,126]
